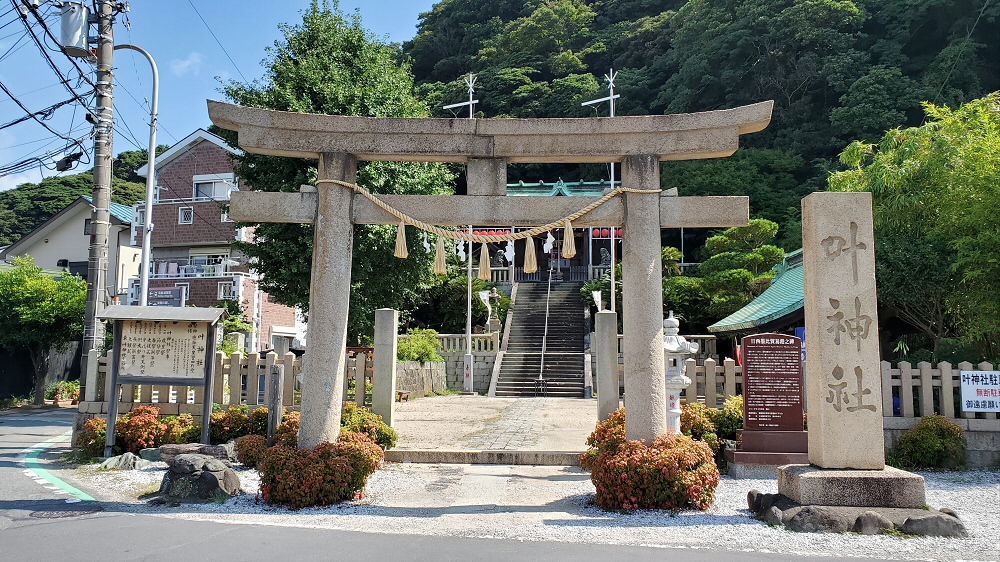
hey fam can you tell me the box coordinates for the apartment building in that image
[129,129,303,353]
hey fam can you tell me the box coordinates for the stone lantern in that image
[663,311,698,434]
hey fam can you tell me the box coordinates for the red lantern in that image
[599,228,610,237]
[616,228,624,237]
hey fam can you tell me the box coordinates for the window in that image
[193,174,237,201]
[83,218,92,235]
[178,207,193,224]
[218,281,236,300]
[221,209,233,222]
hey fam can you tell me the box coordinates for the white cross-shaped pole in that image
[443,73,480,394]
[582,69,621,312]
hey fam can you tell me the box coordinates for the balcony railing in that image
[149,257,239,278]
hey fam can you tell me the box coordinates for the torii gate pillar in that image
[621,154,666,442]
[299,153,357,448]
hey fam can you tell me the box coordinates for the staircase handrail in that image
[539,261,555,382]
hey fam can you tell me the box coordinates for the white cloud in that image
[170,52,204,77]
[0,170,43,191]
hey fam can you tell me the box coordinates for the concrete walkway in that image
[392,395,597,452]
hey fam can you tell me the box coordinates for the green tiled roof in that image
[82,196,134,224]
[506,179,616,196]
[708,251,804,334]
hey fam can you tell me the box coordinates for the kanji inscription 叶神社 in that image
[801,191,885,469]
[208,99,774,447]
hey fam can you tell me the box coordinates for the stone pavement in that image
[392,395,596,452]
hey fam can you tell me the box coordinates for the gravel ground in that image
[72,462,1000,561]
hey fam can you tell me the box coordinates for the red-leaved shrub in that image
[235,434,268,468]
[274,410,300,447]
[257,430,384,509]
[581,408,720,511]
[116,405,167,452]
[78,417,107,457]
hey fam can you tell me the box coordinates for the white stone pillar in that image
[620,154,666,442]
[595,310,620,421]
[372,308,398,427]
[298,152,356,448]
[802,192,884,469]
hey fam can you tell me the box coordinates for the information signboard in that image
[960,370,1000,412]
[97,305,225,456]
[742,333,804,431]
[118,320,210,380]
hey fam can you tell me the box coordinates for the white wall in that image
[15,204,91,269]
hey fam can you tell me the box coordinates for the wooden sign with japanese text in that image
[802,192,885,469]
[118,320,209,380]
[742,333,804,431]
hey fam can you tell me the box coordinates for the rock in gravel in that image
[157,453,242,503]
[169,453,228,474]
[221,440,238,462]
[99,452,150,471]
[763,506,783,525]
[159,443,229,465]
[747,490,761,511]
[756,493,778,515]
[139,448,161,462]
[785,506,854,533]
[939,507,959,519]
[852,511,894,535]
[901,513,968,538]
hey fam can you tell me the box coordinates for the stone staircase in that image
[494,282,586,397]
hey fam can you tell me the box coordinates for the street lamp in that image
[113,43,159,306]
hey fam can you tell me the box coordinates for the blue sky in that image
[0,0,437,190]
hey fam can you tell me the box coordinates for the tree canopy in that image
[0,171,145,247]
[0,256,87,403]
[829,93,1000,360]
[219,1,454,341]
[405,0,999,224]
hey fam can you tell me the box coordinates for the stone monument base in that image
[747,490,966,537]
[725,430,809,477]
[777,464,926,508]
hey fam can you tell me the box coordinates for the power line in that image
[0,91,90,130]
[11,0,95,112]
[186,0,249,83]
[0,79,88,152]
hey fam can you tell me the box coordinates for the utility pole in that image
[83,0,116,351]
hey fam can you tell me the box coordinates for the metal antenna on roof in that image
[581,69,621,312]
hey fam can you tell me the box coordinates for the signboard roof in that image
[99,304,225,324]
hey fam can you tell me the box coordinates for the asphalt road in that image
[0,409,862,561]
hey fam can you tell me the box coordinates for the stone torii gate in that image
[209,99,774,448]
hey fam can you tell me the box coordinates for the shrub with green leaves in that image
[580,409,720,511]
[397,328,444,363]
[709,395,744,441]
[341,403,398,449]
[162,414,201,444]
[209,405,253,444]
[45,380,80,401]
[257,431,384,509]
[888,415,966,470]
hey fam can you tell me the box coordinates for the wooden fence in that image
[608,356,999,421]
[77,349,374,420]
